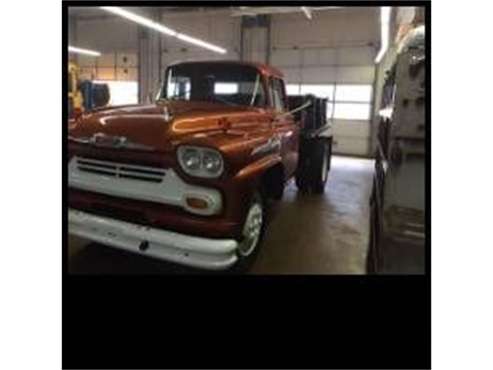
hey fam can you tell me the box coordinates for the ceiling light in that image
[301,7,312,20]
[100,6,227,54]
[176,33,226,54]
[100,6,176,36]
[68,46,101,57]
[375,7,391,63]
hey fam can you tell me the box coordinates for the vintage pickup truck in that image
[68,60,332,271]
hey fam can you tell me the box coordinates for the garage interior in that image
[67,6,426,274]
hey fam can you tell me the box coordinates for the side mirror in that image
[276,100,312,121]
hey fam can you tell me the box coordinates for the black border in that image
[63,1,431,369]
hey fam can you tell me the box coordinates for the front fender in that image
[234,153,283,182]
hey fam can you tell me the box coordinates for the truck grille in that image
[75,157,166,183]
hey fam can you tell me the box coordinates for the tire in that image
[230,191,265,273]
[311,139,330,194]
[326,138,332,173]
[295,143,310,192]
[295,165,310,192]
[366,183,380,274]
[366,202,377,274]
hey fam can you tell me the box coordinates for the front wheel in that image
[231,192,265,272]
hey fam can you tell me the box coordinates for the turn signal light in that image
[185,197,209,210]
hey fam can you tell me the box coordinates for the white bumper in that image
[68,209,239,270]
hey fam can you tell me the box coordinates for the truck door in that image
[270,77,299,178]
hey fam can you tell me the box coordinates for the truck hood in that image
[69,100,266,152]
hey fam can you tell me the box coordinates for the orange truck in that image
[68,61,332,271]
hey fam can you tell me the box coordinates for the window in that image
[167,75,191,100]
[334,103,372,120]
[94,80,138,106]
[300,84,335,100]
[162,63,267,107]
[335,85,373,102]
[271,78,287,112]
[283,82,373,120]
[286,84,300,96]
[214,82,239,95]
[333,84,373,120]
[298,84,335,120]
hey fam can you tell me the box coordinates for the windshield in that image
[161,63,267,107]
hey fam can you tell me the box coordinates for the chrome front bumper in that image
[68,209,239,270]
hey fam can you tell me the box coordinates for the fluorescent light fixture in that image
[375,7,391,63]
[100,6,176,36]
[301,7,312,20]
[176,33,227,54]
[68,45,101,57]
[100,6,227,54]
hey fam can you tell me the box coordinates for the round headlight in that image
[181,148,201,171]
[202,151,223,174]
[177,146,224,178]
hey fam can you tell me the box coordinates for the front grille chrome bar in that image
[75,157,166,183]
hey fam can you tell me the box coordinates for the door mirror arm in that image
[273,101,312,122]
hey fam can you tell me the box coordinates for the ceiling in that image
[68,6,349,20]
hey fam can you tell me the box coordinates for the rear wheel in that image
[312,140,330,194]
[295,164,310,192]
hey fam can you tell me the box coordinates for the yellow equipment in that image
[68,62,110,119]
[68,62,84,118]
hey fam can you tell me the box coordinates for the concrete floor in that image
[68,156,374,274]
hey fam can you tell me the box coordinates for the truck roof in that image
[167,60,285,79]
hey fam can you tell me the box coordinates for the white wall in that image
[73,17,138,82]
[159,10,241,70]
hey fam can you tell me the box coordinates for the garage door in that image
[77,52,139,106]
[272,46,375,157]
